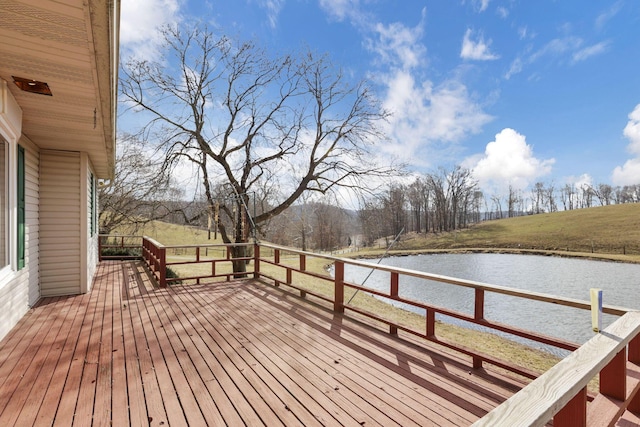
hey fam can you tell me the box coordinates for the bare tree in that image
[120,24,395,274]
[531,182,545,214]
[507,185,521,218]
[594,183,613,206]
[99,134,183,234]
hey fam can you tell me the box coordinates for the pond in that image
[343,253,640,355]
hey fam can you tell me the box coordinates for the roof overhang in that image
[0,0,120,179]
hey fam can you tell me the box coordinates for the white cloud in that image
[365,18,492,166]
[507,35,608,79]
[467,128,555,193]
[596,1,623,30]
[380,71,493,165]
[496,7,509,19]
[504,58,523,80]
[371,19,426,70]
[572,41,610,63]
[319,0,361,22]
[120,0,182,60]
[257,0,286,28]
[612,104,640,185]
[473,0,490,12]
[529,36,583,63]
[460,29,499,61]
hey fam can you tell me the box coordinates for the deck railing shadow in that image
[100,235,640,426]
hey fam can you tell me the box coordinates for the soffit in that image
[0,0,118,179]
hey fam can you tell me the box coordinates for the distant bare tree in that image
[507,185,521,218]
[121,23,396,274]
[594,183,613,206]
[99,134,183,234]
[531,182,545,214]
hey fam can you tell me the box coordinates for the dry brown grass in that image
[375,204,640,263]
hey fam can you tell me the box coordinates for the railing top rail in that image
[259,242,632,316]
[159,242,254,250]
[98,234,143,239]
[142,236,165,248]
[472,310,640,427]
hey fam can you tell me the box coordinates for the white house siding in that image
[24,138,40,305]
[40,150,81,296]
[0,137,40,341]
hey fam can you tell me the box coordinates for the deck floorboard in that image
[0,261,529,426]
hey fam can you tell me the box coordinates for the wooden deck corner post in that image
[600,348,627,401]
[390,272,399,335]
[334,261,344,314]
[554,387,587,427]
[159,246,167,288]
[253,243,260,279]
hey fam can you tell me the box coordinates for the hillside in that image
[385,203,640,263]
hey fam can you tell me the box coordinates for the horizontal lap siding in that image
[40,151,80,296]
[24,141,39,305]
[0,138,39,341]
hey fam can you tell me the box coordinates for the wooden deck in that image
[0,261,528,426]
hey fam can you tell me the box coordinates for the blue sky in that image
[120,0,640,196]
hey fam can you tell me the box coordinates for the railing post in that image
[473,288,485,369]
[274,249,280,264]
[390,272,399,335]
[254,243,260,279]
[159,246,167,288]
[600,348,627,401]
[629,333,640,363]
[554,387,587,427]
[334,261,344,313]
[299,254,306,271]
[629,334,640,413]
[98,235,103,262]
[475,288,485,320]
[426,309,435,338]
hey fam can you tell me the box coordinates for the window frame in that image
[17,144,25,270]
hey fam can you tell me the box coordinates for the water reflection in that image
[344,253,640,355]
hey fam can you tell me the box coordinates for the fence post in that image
[254,243,260,279]
[334,261,344,313]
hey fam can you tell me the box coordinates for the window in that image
[90,172,95,236]
[17,145,25,270]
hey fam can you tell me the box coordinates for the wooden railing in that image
[141,236,254,287]
[473,311,640,427]
[107,236,640,425]
[98,234,143,261]
[258,244,631,368]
